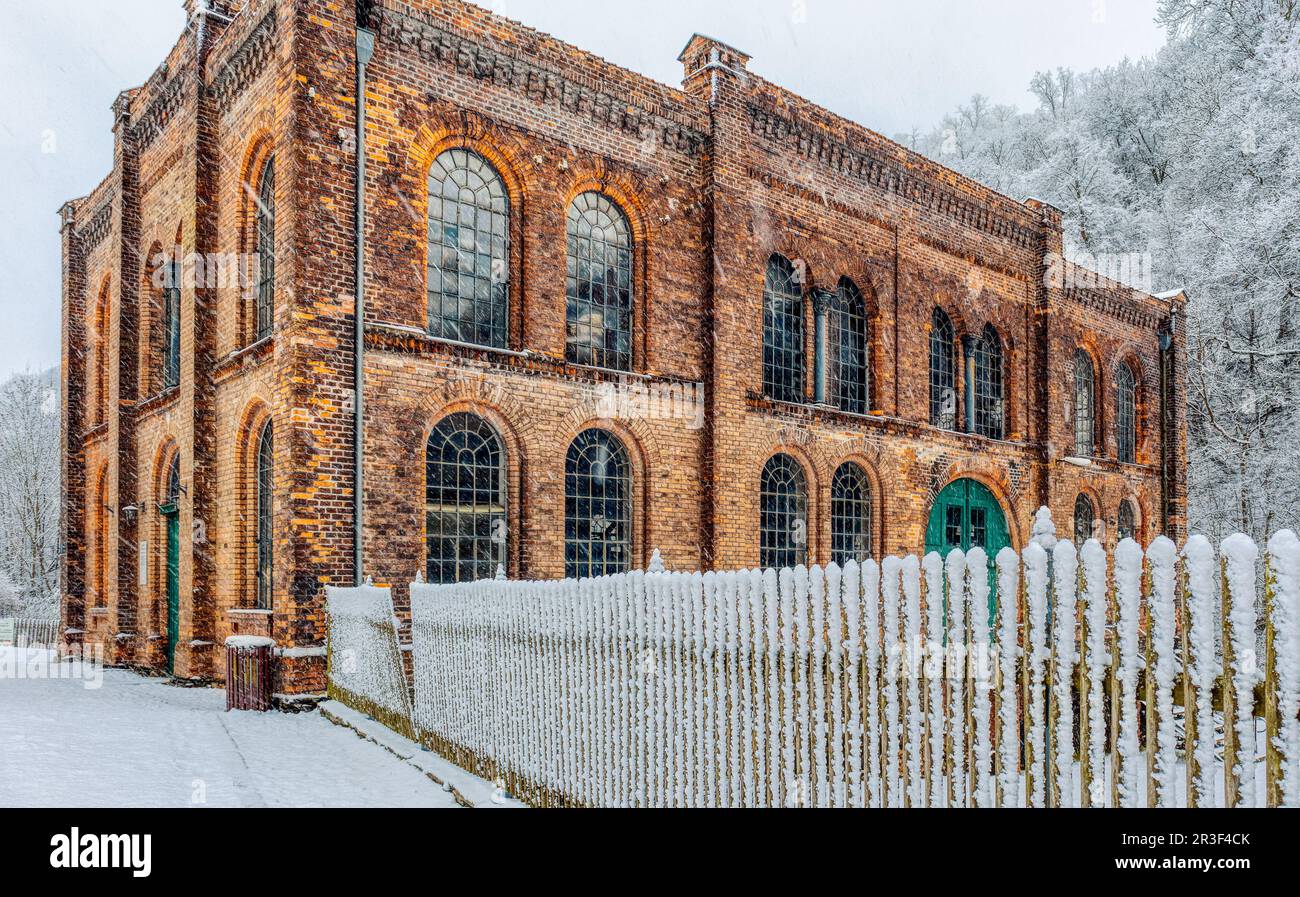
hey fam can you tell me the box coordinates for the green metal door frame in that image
[161,502,179,675]
[924,478,1011,624]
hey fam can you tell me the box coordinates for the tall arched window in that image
[763,254,804,403]
[830,278,868,414]
[94,287,110,425]
[425,413,507,584]
[166,454,181,505]
[255,157,275,342]
[255,422,273,610]
[1074,349,1096,457]
[929,308,956,429]
[1117,499,1137,543]
[760,454,808,569]
[162,259,180,389]
[1116,361,1137,464]
[93,470,109,608]
[831,462,872,565]
[565,429,632,578]
[427,149,509,349]
[566,193,632,370]
[974,324,1004,439]
[1073,494,1096,549]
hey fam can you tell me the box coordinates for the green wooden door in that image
[924,478,1010,624]
[163,505,180,674]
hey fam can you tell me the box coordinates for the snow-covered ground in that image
[0,649,459,808]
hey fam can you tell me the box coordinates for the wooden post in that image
[1179,563,1198,809]
[1109,575,1121,808]
[1264,556,1282,808]
[1221,557,1239,808]
[1079,570,1092,808]
[1144,561,1157,809]
[1022,573,1034,809]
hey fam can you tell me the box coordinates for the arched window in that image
[760,454,808,569]
[974,324,1004,439]
[93,471,109,608]
[566,193,632,370]
[1117,499,1137,543]
[929,308,956,429]
[830,278,868,414]
[255,422,273,610]
[162,259,180,389]
[1074,349,1095,457]
[565,429,632,578]
[255,157,275,342]
[425,413,507,584]
[94,288,110,425]
[427,149,509,349]
[763,254,804,403]
[1074,494,1095,549]
[166,454,181,505]
[831,462,872,565]
[1116,361,1137,464]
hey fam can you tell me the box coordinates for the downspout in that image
[354,26,376,586]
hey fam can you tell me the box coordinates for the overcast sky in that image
[0,0,1166,380]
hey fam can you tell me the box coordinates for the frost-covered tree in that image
[911,0,1300,543]
[0,368,61,618]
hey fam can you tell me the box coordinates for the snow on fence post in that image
[1022,541,1049,808]
[862,559,882,808]
[1114,539,1144,807]
[1049,540,1078,808]
[881,556,903,807]
[1268,530,1300,808]
[1080,539,1108,807]
[902,555,923,808]
[842,560,864,808]
[923,552,947,808]
[1221,533,1259,808]
[325,584,414,740]
[995,547,1021,808]
[943,549,967,807]
[966,548,994,807]
[826,562,847,808]
[1146,537,1179,808]
[1182,535,1219,807]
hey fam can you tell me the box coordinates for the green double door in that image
[924,478,1010,623]
[162,504,180,674]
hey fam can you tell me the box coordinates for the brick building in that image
[59,0,1187,693]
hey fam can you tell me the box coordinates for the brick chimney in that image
[679,33,751,101]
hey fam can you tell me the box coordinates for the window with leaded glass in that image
[1074,349,1095,457]
[1116,361,1137,464]
[830,278,868,414]
[166,455,181,505]
[760,454,807,569]
[1118,499,1136,543]
[163,260,180,390]
[762,255,804,403]
[830,462,871,565]
[566,193,633,370]
[929,308,956,429]
[1074,494,1095,549]
[565,429,632,578]
[427,149,510,349]
[255,157,275,342]
[974,324,1004,439]
[256,422,273,610]
[426,413,507,584]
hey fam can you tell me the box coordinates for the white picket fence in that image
[326,522,1300,808]
[0,617,60,647]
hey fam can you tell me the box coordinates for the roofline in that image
[677,32,750,62]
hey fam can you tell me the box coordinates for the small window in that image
[255,157,275,342]
[830,462,872,565]
[1116,361,1137,464]
[829,279,868,414]
[566,193,633,370]
[759,454,807,569]
[426,413,507,584]
[970,506,988,549]
[255,422,273,610]
[944,505,963,548]
[973,324,1004,439]
[427,149,509,349]
[565,429,632,578]
[1073,494,1095,549]
[1074,349,1095,457]
[166,455,181,506]
[163,261,180,390]
[929,308,956,429]
[1117,499,1137,543]
[762,255,804,403]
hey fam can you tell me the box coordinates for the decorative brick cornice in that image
[208,10,278,112]
[1064,286,1162,330]
[131,73,189,152]
[746,102,1039,251]
[376,7,706,157]
[77,199,114,251]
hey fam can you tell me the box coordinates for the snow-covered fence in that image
[329,524,1300,808]
[324,585,414,740]
[0,617,59,647]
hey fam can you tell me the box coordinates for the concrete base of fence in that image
[317,700,525,809]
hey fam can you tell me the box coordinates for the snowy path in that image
[0,650,459,808]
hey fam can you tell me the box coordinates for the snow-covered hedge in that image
[324,585,414,740]
[332,521,1300,808]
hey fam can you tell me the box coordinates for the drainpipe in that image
[354,26,375,587]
